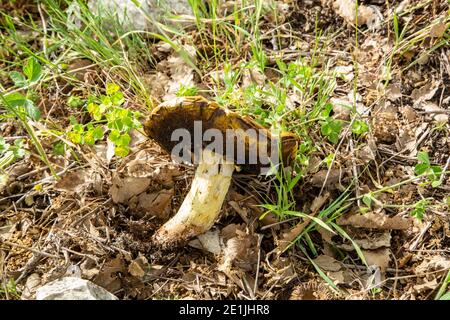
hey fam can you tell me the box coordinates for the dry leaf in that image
[363,248,390,272]
[310,169,341,188]
[430,19,448,38]
[219,226,257,273]
[413,278,439,293]
[422,102,449,124]
[188,229,222,255]
[242,67,266,88]
[333,0,382,29]
[411,82,439,105]
[314,255,342,272]
[54,170,89,193]
[129,188,173,219]
[337,211,411,230]
[339,230,392,250]
[93,256,126,293]
[110,175,151,204]
[128,254,149,278]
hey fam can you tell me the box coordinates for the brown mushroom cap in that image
[144,96,299,173]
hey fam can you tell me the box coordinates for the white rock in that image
[36,277,118,300]
[88,0,193,31]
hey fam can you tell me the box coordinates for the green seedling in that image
[67,83,141,157]
[415,151,442,187]
[0,137,26,170]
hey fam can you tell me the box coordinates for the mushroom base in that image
[153,148,234,246]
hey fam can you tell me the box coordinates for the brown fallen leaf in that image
[219,225,257,273]
[93,256,126,293]
[314,255,342,272]
[310,169,341,188]
[337,211,411,230]
[422,102,449,124]
[332,0,382,28]
[128,254,149,278]
[129,188,174,219]
[188,229,222,255]
[54,170,89,193]
[413,278,439,293]
[362,248,390,272]
[109,175,151,204]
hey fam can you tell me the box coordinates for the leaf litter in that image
[1,0,449,301]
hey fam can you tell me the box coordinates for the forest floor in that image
[0,0,449,300]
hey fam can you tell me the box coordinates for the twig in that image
[0,240,60,259]
[409,221,432,251]
[253,234,263,297]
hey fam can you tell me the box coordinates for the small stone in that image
[36,277,118,300]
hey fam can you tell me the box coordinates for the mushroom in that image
[144,96,299,247]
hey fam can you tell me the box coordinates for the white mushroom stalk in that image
[153,148,235,246]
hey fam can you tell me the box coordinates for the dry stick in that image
[37,2,48,60]
[71,199,111,227]
[436,156,450,186]
[253,234,263,298]
[349,137,361,207]
[0,240,60,260]
[409,221,432,251]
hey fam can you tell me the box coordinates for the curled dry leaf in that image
[337,211,411,230]
[362,248,390,272]
[414,255,450,275]
[241,67,266,88]
[430,18,448,38]
[188,229,223,255]
[219,224,258,273]
[110,175,151,204]
[313,255,352,285]
[386,84,402,101]
[314,255,342,272]
[310,169,342,188]
[319,225,392,251]
[163,44,197,101]
[411,82,439,106]
[128,254,149,278]
[128,188,174,219]
[93,256,126,293]
[422,102,449,124]
[331,97,352,120]
[334,65,354,82]
[339,230,391,251]
[54,170,90,193]
[413,278,439,293]
[21,273,41,300]
[332,0,382,29]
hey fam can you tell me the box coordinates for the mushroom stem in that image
[153,148,235,246]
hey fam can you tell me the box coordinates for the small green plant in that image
[0,57,56,176]
[67,95,85,108]
[435,270,450,300]
[410,198,428,221]
[0,278,20,299]
[0,137,26,170]
[415,151,442,187]
[176,84,199,97]
[351,119,369,136]
[320,114,344,145]
[5,57,42,121]
[67,83,141,157]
